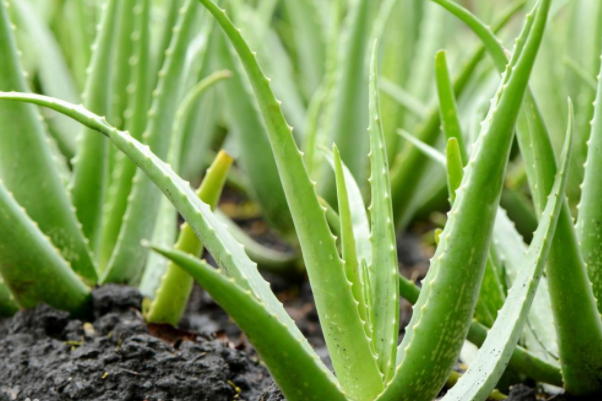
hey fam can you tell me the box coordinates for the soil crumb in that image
[0,285,273,401]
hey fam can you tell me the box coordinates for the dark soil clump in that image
[0,285,272,401]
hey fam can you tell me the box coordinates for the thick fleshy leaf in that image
[0,180,90,314]
[442,102,573,401]
[0,0,96,283]
[379,2,551,399]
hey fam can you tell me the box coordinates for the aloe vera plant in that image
[6,0,602,399]
[0,0,569,398]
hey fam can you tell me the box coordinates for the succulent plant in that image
[4,0,602,400]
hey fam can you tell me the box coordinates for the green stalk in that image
[146,151,232,325]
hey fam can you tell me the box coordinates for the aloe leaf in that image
[380,78,428,119]
[321,196,562,386]
[435,0,602,393]
[378,0,423,161]
[138,196,175,298]
[0,92,341,390]
[199,1,385,398]
[304,87,326,179]
[0,0,96,283]
[153,0,185,84]
[322,148,372,267]
[379,2,551,399]
[178,18,222,181]
[564,56,598,90]
[98,0,151,271]
[0,280,18,317]
[70,0,118,253]
[213,210,298,274]
[390,0,527,230]
[576,49,602,313]
[103,0,200,284]
[148,247,346,401]
[400,105,559,364]
[494,208,559,363]
[228,3,307,136]
[321,0,372,202]
[283,0,326,100]
[446,137,506,328]
[147,151,232,325]
[445,138,463,203]
[63,0,96,90]
[0,180,91,315]
[11,0,79,158]
[397,129,446,165]
[436,51,468,162]
[215,31,294,238]
[332,144,372,343]
[566,1,602,205]
[442,103,573,401]
[110,0,137,129]
[368,42,400,381]
[499,188,538,243]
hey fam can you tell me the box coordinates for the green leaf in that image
[576,48,602,313]
[322,147,372,270]
[380,78,428,119]
[11,0,79,158]
[70,0,119,253]
[102,0,201,284]
[442,102,573,401]
[98,0,152,271]
[146,150,232,326]
[434,0,602,393]
[213,210,298,275]
[320,0,372,203]
[379,2,551,399]
[0,91,338,389]
[110,0,138,129]
[368,42,399,381]
[0,180,90,315]
[332,144,372,345]
[0,0,96,283]
[390,0,527,230]
[397,97,560,364]
[283,0,326,99]
[196,1,384,398]
[445,138,464,203]
[148,246,346,401]
[215,31,294,238]
[435,51,468,162]
[0,280,18,317]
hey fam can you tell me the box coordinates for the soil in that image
[0,285,274,401]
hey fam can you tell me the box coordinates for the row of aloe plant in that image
[2,0,602,399]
